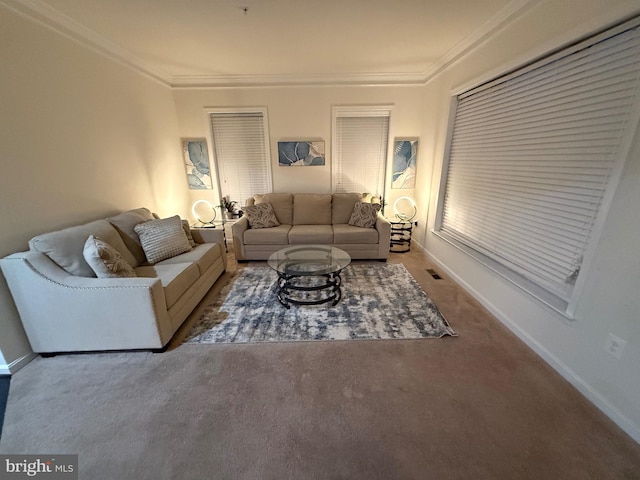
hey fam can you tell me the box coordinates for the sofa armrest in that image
[191,227,224,245]
[231,217,250,260]
[376,214,391,259]
[189,230,228,270]
[0,251,172,352]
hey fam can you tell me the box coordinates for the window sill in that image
[432,230,575,321]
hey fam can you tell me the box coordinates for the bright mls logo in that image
[0,456,77,479]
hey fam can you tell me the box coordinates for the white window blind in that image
[437,19,640,313]
[332,107,390,197]
[209,110,272,205]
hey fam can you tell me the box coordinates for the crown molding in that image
[170,72,427,89]
[421,0,538,85]
[0,0,172,86]
[2,0,537,89]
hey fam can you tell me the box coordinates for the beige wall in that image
[172,86,425,214]
[419,0,640,441]
[0,7,189,370]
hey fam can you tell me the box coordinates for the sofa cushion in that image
[83,235,137,278]
[108,208,156,265]
[135,263,199,309]
[254,193,293,225]
[29,219,137,278]
[182,220,197,247]
[293,194,332,225]
[156,243,221,275]
[288,225,333,244]
[349,202,381,228]
[244,225,291,245]
[134,215,192,264]
[332,193,363,224]
[244,203,280,229]
[333,224,379,244]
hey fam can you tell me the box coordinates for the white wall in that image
[172,86,425,215]
[0,7,189,371]
[419,0,640,441]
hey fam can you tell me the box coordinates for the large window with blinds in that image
[208,108,272,206]
[332,106,391,198]
[435,17,640,316]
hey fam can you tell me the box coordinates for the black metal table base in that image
[389,222,414,253]
[275,271,343,309]
[390,239,411,253]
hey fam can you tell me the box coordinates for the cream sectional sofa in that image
[232,193,391,261]
[0,208,227,354]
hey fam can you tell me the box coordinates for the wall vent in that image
[426,268,442,280]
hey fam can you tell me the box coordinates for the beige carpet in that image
[2,341,640,479]
[2,250,640,479]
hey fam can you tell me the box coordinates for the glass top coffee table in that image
[267,245,351,308]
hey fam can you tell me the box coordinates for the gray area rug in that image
[186,263,456,343]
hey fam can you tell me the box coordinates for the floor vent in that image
[426,268,442,280]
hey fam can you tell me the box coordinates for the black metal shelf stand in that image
[389,221,416,253]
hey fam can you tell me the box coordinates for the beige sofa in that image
[232,193,391,261]
[0,208,227,354]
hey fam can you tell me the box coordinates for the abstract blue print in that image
[182,138,213,189]
[278,141,325,166]
[392,139,418,189]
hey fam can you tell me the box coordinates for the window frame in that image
[205,107,273,207]
[331,105,393,199]
[433,16,640,318]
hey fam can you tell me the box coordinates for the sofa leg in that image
[40,352,57,358]
[151,345,169,354]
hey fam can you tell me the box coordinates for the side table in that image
[389,221,416,253]
[192,216,241,252]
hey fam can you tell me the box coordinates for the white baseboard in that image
[415,241,640,445]
[0,352,37,375]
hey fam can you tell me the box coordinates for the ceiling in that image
[5,0,534,87]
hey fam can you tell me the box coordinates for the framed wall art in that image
[182,138,213,190]
[392,138,418,189]
[278,141,325,166]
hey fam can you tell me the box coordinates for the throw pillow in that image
[348,202,381,228]
[254,193,293,224]
[29,220,137,278]
[107,207,156,266]
[244,203,281,229]
[182,219,197,247]
[134,215,192,264]
[83,235,137,278]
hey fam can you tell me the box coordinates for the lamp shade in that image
[393,196,417,221]
[192,200,217,224]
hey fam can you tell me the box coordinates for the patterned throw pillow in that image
[244,203,281,229]
[83,235,137,278]
[348,202,381,228]
[134,215,192,264]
